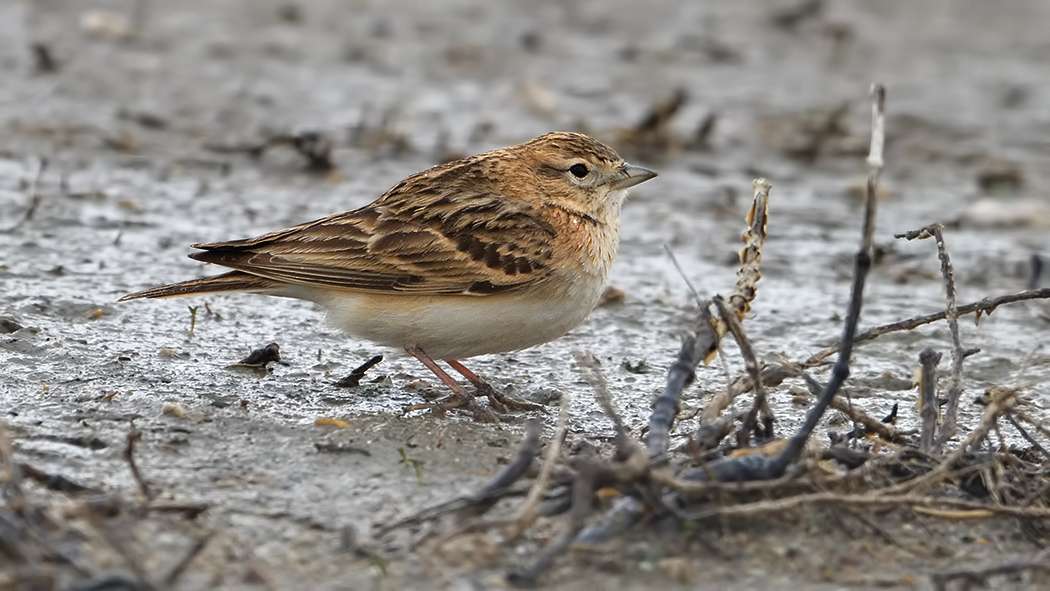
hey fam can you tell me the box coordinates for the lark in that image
[121,132,657,419]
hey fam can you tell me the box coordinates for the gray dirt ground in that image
[2,0,1050,589]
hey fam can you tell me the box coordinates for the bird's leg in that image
[403,346,498,422]
[444,359,547,413]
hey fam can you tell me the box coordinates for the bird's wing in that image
[190,181,557,296]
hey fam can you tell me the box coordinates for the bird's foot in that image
[403,394,501,423]
[473,382,547,414]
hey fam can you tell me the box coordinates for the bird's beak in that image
[608,164,657,191]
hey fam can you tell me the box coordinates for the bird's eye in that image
[569,163,589,178]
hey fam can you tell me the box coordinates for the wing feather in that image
[189,168,556,296]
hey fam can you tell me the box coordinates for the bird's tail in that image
[119,271,284,301]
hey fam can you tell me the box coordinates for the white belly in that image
[294,279,605,360]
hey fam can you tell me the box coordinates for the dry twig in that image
[124,421,153,501]
[1,157,46,234]
[762,83,885,478]
[507,378,571,540]
[883,386,1017,495]
[930,548,1050,591]
[805,288,1050,366]
[895,224,966,451]
[646,303,716,459]
[798,372,903,442]
[713,296,774,445]
[918,347,942,452]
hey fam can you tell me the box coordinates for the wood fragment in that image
[506,384,570,540]
[646,304,717,459]
[124,421,152,501]
[336,354,384,387]
[713,296,774,446]
[895,224,966,452]
[918,347,942,452]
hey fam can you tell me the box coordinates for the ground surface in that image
[2,1,1050,589]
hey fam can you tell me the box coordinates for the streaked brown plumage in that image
[121,132,657,419]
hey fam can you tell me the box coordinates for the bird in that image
[120,132,657,420]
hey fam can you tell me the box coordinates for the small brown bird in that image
[121,132,656,419]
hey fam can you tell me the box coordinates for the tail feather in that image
[119,271,284,301]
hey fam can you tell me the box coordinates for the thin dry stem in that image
[918,347,941,452]
[804,287,1050,366]
[766,83,885,476]
[799,371,903,442]
[682,490,1050,522]
[720,178,770,328]
[507,372,571,540]
[882,387,1017,495]
[713,296,773,442]
[930,549,1050,591]
[1,157,46,234]
[124,422,153,501]
[895,224,965,452]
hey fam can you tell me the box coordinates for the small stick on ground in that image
[918,347,942,452]
[124,421,153,502]
[765,83,885,477]
[646,303,717,459]
[508,462,598,587]
[17,463,95,494]
[804,287,1050,366]
[573,352,627,438]
[1014,409,1050,444]
[230,342,281,368]
[506,378,571,540]
[336,354,384,387]
[510,357,648,585]
[375,421,540,536]
[1006,413,1050,459]
[1,157,46,234]
[895,224,966,452]
[929,548,1050,591]
[162,531,214,588]
[799,372,902,442]
[720,178,771,329]
[463,419,541,518]
[713,296,774,446]
[679,490,1050,521]
[884,386,1017,495]
[695,365,801,451]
